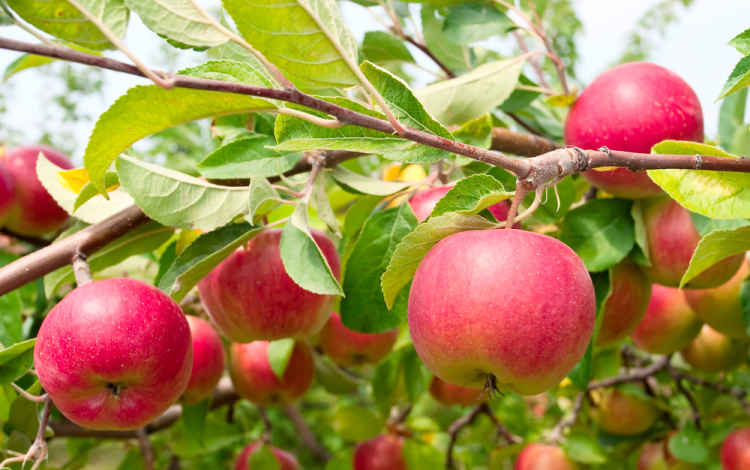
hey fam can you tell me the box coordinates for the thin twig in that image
[10,383,47,403]
[587,355,671,390]
[282,404,330,463]
[548,392,584,443]
[0,228,52,247]
[668,366,701,430]
[676,370,750,416]
[446,405,486,469]
[481,404,522,444]
[258,407,273,443]
[136,428,155,470]
[398,32,457,79]
[72,251,93,286]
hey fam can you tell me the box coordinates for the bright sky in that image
[0,0,747,164]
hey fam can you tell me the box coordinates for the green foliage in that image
[268,339,296,380]
[361,32,415,66]
[430,174,513,218]
[197,135,302,180]
[123,0,228,49]
[681,226,750,287]
[332,405,382,442]
[0,340,35,385]
[442,3,513,45]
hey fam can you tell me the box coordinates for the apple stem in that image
[258,406,273,443]
[136,428,155,470]
[10,383,46,403]
[72,251,93,286]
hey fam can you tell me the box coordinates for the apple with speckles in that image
[429,376,486,407]
[596,257,651,347]
[592,389,659,436]
[0,161,14,229]
[680,325,749,373]
[353,435,407,470]
[234,442,300,470]
[182,316,226,405]
[721,427,750,470]
[631,284,703,354]
[514,444,578,470]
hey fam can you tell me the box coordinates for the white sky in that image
[0,0,747,164]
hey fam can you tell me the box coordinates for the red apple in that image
[592,389,659,436]
[318,312,398,367]
[640,195,744,288]
[229,340,314,407]
[408,185,519,226]
[721,427,750,470]
[564,62,704,199]
[234,442,300,470]
[638,437,701,470]
[198,228,340,343]
[1,145,73,236]
[408,229,595,396]
[680,325,749,373]
[353,435,407,470]
[631,285,703,355]
[34,278,193,430]
[429,376,486,407]
[514,444,578,470]
[0,161,15,228]
[182,316,226,405]
[596,257,652,347]
[684,260,750,339]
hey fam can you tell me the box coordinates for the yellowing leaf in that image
[57,168,90,194]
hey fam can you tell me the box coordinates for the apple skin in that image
[234,442,300,470]
[596,257,652,347]
[638,438,701,470]
[318,312,398,367]
[592,389,659,436]
[182,316,226,405]
[408,186,519,227]
[564,62,704,200]
[721,427,750,470]
[429,376,487,407]
[1,145,74,236]
[408,229,595,396]
[198,228,340,343]
[34,278,193,431]
[631,285,703,355]
[679,325,749,373]
[353,435,407,470]
[514,444,578,470]
[684,260,750,339]
[229,340,314,407]
[640,195,744,288]
[0,162,15,228]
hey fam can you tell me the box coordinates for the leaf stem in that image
[12,20,56,47]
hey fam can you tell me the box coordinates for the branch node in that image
[72,251,93,286]
[694,154,703,171]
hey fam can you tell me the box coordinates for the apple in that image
[234,442,300,470]
[640,195,744,288]
[564,62,704,199]
[229,340,314,407]
[429,376,486,407]
[408,229,595,396]
[318,312,398,367]
[592,389,659,436]
[721,427,750,470]
[1,145,74,236]
[182,316,226,405]
[638,437,701,470]
[353,434,407,470]
[408,185,519,226]
[679,325,749,373]
[631,285,703,355]
[0,161,15,228]
[684,260,750,339]
[34,278,193,431]
[514,444,578,470]
[596,257,652,347]
[198,228,340,343]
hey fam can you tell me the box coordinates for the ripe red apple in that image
[631,285,703,355]
[721,427,750,470]
[353,435,407,470]
[429,376,486,407]
[641,195,744,288]
[182,316,226,405]
[684,260,750,339]
[229,340,314,407]
[198,228,340,343]
[34,278,193,431]
[514,444,578,470]
[408,229,595,396]
[564,62,703,199]
[680,325,749,373]
[1,145,74,236]
[596,257,652,347]
[408,185,519,226]
[318,312,398,367]
[0,161,15,228]
[234,442,300,470]
[592,389,659,436]
[638,437,701,470]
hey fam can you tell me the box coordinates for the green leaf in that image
[73,171,120,211]
[154,240,178,287]
[631,199,651,266]
[330,167,414,196]
[452,113,493,149]
[718,87,747,150]
[371,349,403,414]
[158,222,262,301]
[568,271,611,391]
[85,61,276,194]
[324,450,354,470]
[668,422,709,464]
[421,7,466,74]
[381,212,496,309]
[0,6,13,26]
[123,0,228,49]
[443,3,513,45]
[3,43,102,81]
[223,0,358,89]
[340,204,418,333]
[6,0,129,51]
[314,353,361,395]
[402,346,429,402]
[45,220,174,297]
[560,199,635,272]
[4,381,41,440]
[729,28,750,56]
[0,339,35,385]
[332,405,382,443]
[361,31,415,65]
[415,58,524,126]
[280,202,344,295]
[717,55,750,101]
[649,141,750,219]
[431,174,512,218]
[250,444,281,470]
[313,174,341,237]
[248,176,283,223]
[740,279,750,337]
[267,339,296,380]
[196,135,301,179]
[500,74,542,112]
[116,155,251,230]
[403,438,444,470]
[181,399,210,447]
[681,226,750,287]
[561,432,607,464]
[690,212,750,237]
[361,61,455,163]
[343,196,383,239]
